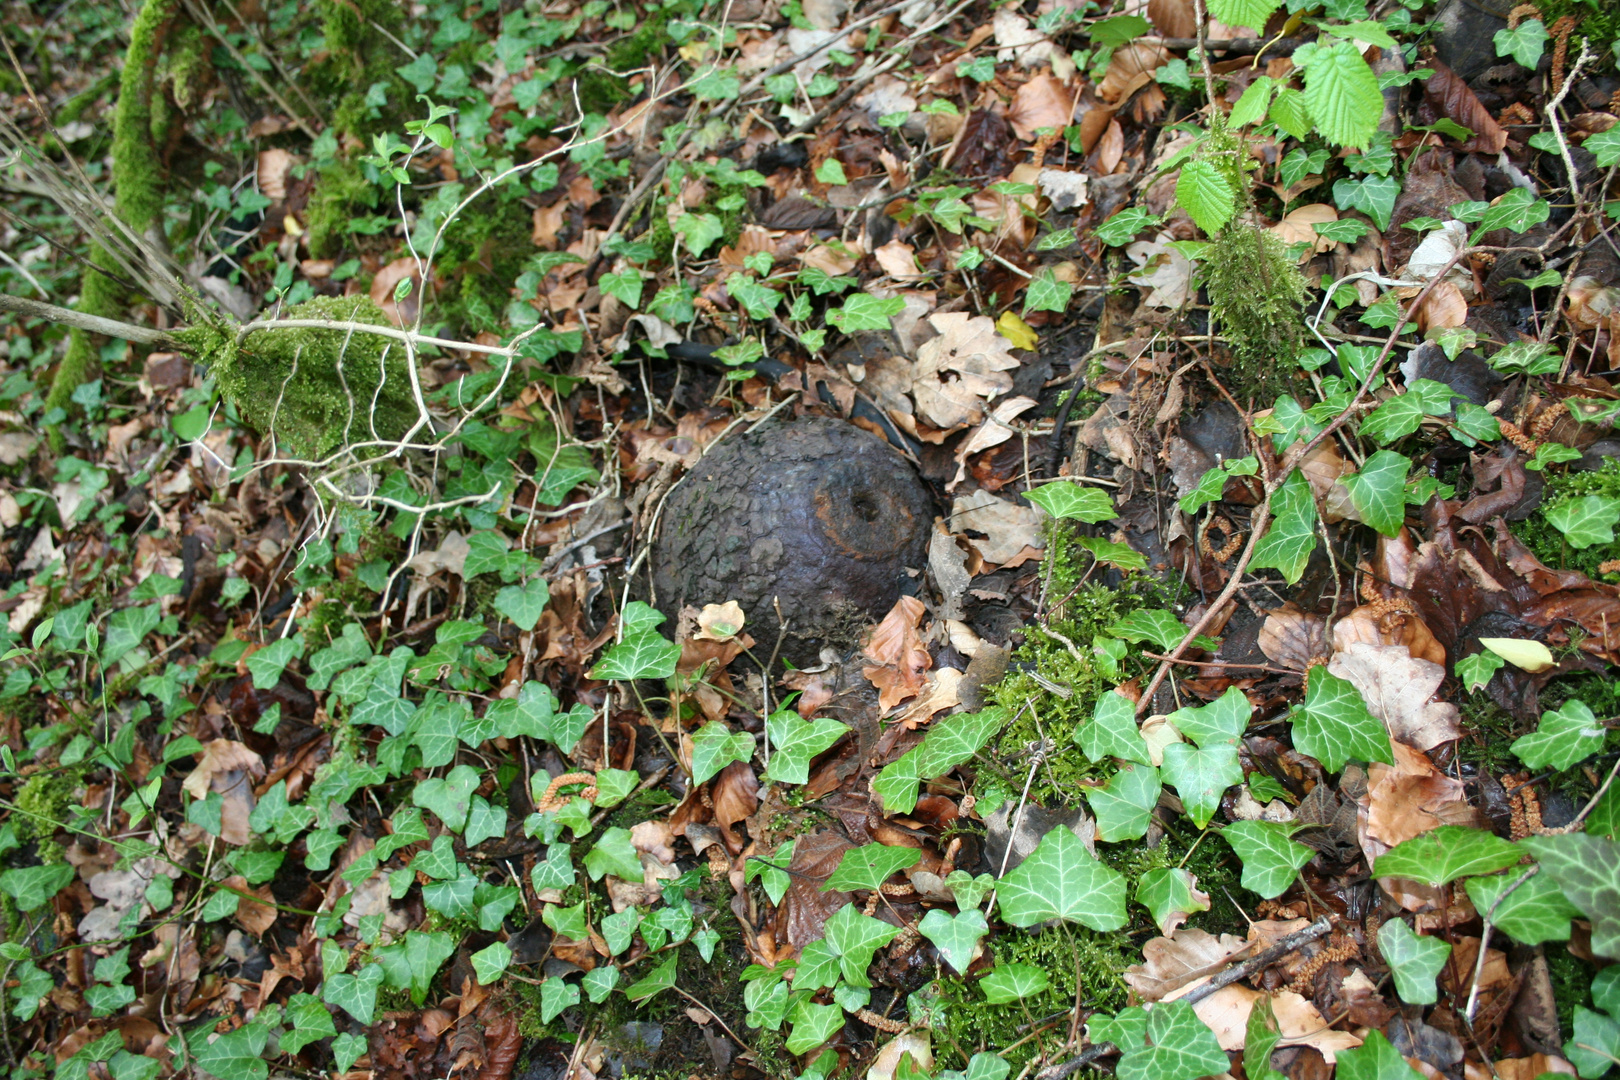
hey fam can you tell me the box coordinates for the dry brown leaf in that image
[1181,986,1360,1061]
[1423,60,1508,155]
[951,395,1038,489]
[1258,606,1329,670]
[370,257,424,327]
[1099,41,1170,102]
[1365,741,1472,850]
[221,876,277,936]
[1270,204,1340,255]
[1419,280,1468,330]
[257,149,296,201]
[949,488,1044,565]
[712,761,759,853]
[874,239,924,281]
[862,595,933,711]
[1326,642,1462,750]
[892,668,964,728]
[1147,0,1197,37]
[910,313,1019,432]
[1126,236,1193,309]
[1332,604,1447,666]
[693,601,746,642]
[1009,74,1074,141]
[1483,1055,1578,1080]
[1122,928,1246,1001]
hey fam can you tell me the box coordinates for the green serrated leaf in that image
[1207,0,1281,30]
[1175,159,1237,236]
[1303,42,1384,149]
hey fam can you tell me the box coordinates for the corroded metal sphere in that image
[652,415,934,663]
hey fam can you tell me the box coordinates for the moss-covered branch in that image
[45,0,179,439]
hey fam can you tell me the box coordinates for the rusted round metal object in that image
[652,415,934,663]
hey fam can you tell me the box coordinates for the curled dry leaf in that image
[1327,642,1462,750]
[911,313,1020,433]
[874,240,924,281]
[1184,986,1363,1061]
[862,595,933,711]
[1422,60,1508,155]
[712,760,759,853]
[1364,741,1471,851]
[1147,0,1197,37]
[1099,41,1171,102]
[949,488,1045,566]
[693,601,746,642]
[1332,604,1448,666]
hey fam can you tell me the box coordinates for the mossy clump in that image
[185,295,418,459]
[306,156,381,261]
[13,765,84,864]
[1519,456,1620,581]
[1205,223,1309,403]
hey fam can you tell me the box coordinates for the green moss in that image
[182,295,417,459]
[1205,223,1308,403]
[305,157,380,261]
[1519,457,1620,582]
[309,0,411,138]
[14,767,84,864]
[47,0,179,439]
[1545,940,1594,1035]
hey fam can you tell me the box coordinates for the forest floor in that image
[2,1,1620,1080]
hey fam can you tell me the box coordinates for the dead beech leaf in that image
[712,760,759,853]
[693,601,746,642]
[912,313,1020,432]
[1422,60,1508,155]
[1009,74,1074,141]
[1099,41,1170,102]
[1123,928,1247,1001]
[1258,606,1329,670]
[183,740,265,800]
[257,149,296,201]
[1332,604,1448,666]
[370,257,424,328]
[874,240,924,281]
[1269,204,1339,255]
[221,876,277,936]
[862,595,932,711]
[951,394,1038,489]
[892,668,963,728]
[949,488,1044,566]
[1365,741,1471,850]
[1419,280,1468,330]
[1147,0,1197,38]
[1125,236,1193,309]
[1326,642,1462,750]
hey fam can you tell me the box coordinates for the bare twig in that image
[0,292,179,346]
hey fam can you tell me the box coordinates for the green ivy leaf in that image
[1106,609,1190,652]
[1586,127,1620,169]
[470,941,512,986]
[464,796,507,848]
[1332,174,1400,231]
[1245,996,1287,1080]
[412,764,480,832]
[997,826,1127,931]
[1302,42,1384,149]
[1076,691,1153,766]
[494,577,550,631]
[584,826,643,881]
[189,1022,269,1080]
[786,999,845,1054]
[599,269,644,309]
[1567,1006,1620,1079]
[1249,470,1320,584]
[745,840,795,905]
[1456,649,1505,692]
[946,869,996,910]
[1487,339,1562,375]
[1135,867,1210,936]
[1095,208,1162,246]
[1024,269,1074,315]
[1175,159,1237,236]
[1374,826,1524,887]
[1512,699,1607,771]
[674,212,725,257]
[1521,833,1620,960]
[764,709,847,786]
[1160,742,1243,829]
[1223,820,1313,899]
[1545,495,1620,548]
[624,953,678,1002]
[1072,536,1148,571]
[691,722,755,786]
[582,965,620,1003]
[918,907,989,973]
[821,905,900,987]
[1291,665,1393,772]
[245,637,303,691]
[1376,918,1450,1004]
[1334,1030,1424,1080]
[323,963,384,1025]
[1464,869,1580,945]
[374,931,456,1006]
[0,864,74,911]
[828,293,907,332]
[1179,467,1229,515]
[1472,187,1550,242]
[589,606,681,681]
[1086,764,1162,842]
[824,843,922,893]
[1168,687,1251,747]
[1341,450,1410,536]
[1115,1000,1230,1080]
[981,962,1050,1003]
[1027,481,1118,522]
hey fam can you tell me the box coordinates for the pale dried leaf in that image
[1326,642,1462,750]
